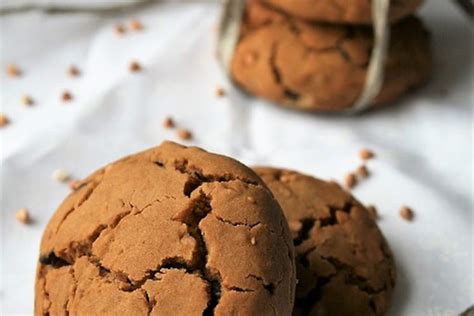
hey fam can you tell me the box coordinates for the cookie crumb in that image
[67,65,80,77]
[68,180,80,191]
[216,86,226,97]
[288,221,302,233]
[177,128,192,140]
[359,148,375,160]
[61,90,73,102]
[15,208,30,224]
[250,237,256,245]
[356,165,369,178]
[115,24,126,35]
[399,206,414,221]
[6,63,21,77]
[21,94,34,107]
[366,205,378,220]
[130,18,144,31]
[247,196,256,204]
[129,60,142,73]
[335,211,349,224]
[344,173,357,189]
[0,114,9,128]
[163,117,175,129]
[52,169,71,183]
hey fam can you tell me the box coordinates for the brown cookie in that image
[231,0,432,112]
[255,167,396,316]
[260,0,423,24]
[35,141,296,315]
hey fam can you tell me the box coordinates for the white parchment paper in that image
[0,1,473,315]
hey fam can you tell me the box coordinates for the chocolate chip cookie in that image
[255,167,396,316]
[260,0,423,24]
[231,0,432,112]
[35,142,296,315]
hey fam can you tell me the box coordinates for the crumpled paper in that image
[0,1,472,315]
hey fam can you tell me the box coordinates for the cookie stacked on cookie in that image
[231,0,432,112]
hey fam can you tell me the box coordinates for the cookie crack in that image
[213,214,262,229]
[293,202,355,246]
[286,19,365,67]
[269,41,301,102]
[246,274,278,295]
[300,247,385,294]
[173,192,222,315]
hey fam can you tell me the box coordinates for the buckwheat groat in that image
[35,142,296,315]
[231,0,432,112]
[255,167,396,316]
[260,0,423,24]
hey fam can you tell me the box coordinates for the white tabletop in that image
[0,1,473,315]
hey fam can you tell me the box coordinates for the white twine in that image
[217,0,391,114]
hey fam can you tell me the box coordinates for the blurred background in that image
[0,0,473,315]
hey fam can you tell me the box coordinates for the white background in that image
[0,1,473,315]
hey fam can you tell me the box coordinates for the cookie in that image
[35,141,296,315]
[255,167,396,316]
[260,0,423,24]
[231,0,432,112]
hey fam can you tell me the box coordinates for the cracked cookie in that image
[255,167,396,316]
[260,0,423,24]
[35,141,296,315]
[231,0,432,112]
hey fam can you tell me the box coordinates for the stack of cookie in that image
[35,142,395,315]
[231,0,432,112]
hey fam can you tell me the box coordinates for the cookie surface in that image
[231,0,432,112]
[35,142,296,315]
[260,0,423,24]
[255,167,396,316]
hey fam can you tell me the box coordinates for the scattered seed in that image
[15,208,30,224]
[115,24,126,35]
[163,117,175,129]
[399,206,414,221]
[344,173,357,189]
[250,237,256,245]
[129,18,144,31]
[21,94,34,106]
[6,63,21,77]
[177,128,192,140]
[366,205,378,220]
[216,86,226,97]
[335,211,349,224]
[68,65,80,77]
[61,90,73,102]
[0,114,10,128]
[359,148,375,160]
[52,169,71,183]
[356,165,369,178]
[129,60,142,72]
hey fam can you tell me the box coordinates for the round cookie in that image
[231,0,432,112]
[260,0,423,24]
[254,167,396,316]
[35,141,296,315]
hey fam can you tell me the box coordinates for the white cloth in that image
[0,1,472,315]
